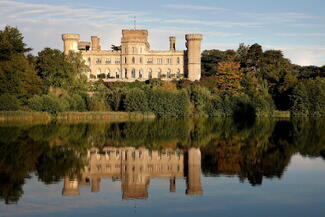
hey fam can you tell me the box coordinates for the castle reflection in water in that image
[62,147,202,199]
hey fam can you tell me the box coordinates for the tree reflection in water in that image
[0,118,324,204]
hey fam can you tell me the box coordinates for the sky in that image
[1,0,325,66]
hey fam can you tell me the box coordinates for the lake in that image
[0,118,324,217]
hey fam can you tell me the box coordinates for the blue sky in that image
[1,0,325,66]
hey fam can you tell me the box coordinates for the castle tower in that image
[62,177,80,196]
[186,148,203,195]
[121,30,149,79]
[185,34,203,81]
[169,36,176,51]
[62,34,80,55]
[91,36,101,51]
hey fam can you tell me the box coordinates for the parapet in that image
[62,33,80,41]
[185,34,203,41]
[121,29,148,43]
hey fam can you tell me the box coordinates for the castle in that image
[62,30,203,82]
[62,147,203,199]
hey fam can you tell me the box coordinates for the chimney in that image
[169,36,176,51]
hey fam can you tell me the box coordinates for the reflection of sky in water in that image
[1,154,325,217]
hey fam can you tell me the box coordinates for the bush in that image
[27,95,64,114]
[148,89,190,117]
[124,88,149,112]
[0,94,20,111]
[87,94,108,111]
[189,86,211,116]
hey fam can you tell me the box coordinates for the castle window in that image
[177,57,180,64]
[158,68,162,78]
[176,69,181,78]
[166,58,172,64]
[116,69,120,79]
[106,69,110,78]
[105,58,111,64]
[96,58,102,64]
[131,68,136,78]
[140,57,143,64]
[115,57,120,64]
[147,58,153,64]
[139,69,143,78]
[124,57,127,64]
[125,68,128,79]
[132,57,135,64]
[157,58,162,64]
[167,69,171,78]
[148,68,152,79]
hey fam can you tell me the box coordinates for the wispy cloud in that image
[239,12,321,23]
[163,19,261,28]
[163,4,226,12]
[276,33,325,37]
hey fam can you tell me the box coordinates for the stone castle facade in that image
[62,30,203,82]
[62,147,203,199]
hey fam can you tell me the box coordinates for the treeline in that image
[201,44,325,116]
[0,26,324,117]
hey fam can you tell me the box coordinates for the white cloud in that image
[276,33,325,37]
[239,12,321,23]
[163,4,226,12]
[163,19,261,28]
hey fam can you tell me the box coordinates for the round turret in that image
[62,33,80,55]
[185,34,203,81]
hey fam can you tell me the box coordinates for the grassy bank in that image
[0,111,155,123]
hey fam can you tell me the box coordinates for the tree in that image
[0,26,31,61]
[215,61,243,95]
[201,49,236,77]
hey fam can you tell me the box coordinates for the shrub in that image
[0,94,20,111]
[124,88,149,112]
[148,89,190,117]
[87,94,108,111]
[27,95,64,114]
[189,86,211,116]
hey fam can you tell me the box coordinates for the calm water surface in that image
[0,118,324,217]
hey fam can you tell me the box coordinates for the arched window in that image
[131,68,136,78]
[116,70,120,79]
[177,57,180,64]
[167,68,171,78]
[132,57,135,64]
[158,68,162,78]
[139,69,143,78]
[124,68,128,79]
[148,68,152,79]
[106,69,110,78]
[124,57,127,64]
[176,69,181,78]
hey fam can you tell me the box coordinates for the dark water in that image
[0,118,325,217]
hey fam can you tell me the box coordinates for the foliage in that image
[290,78,325,116]
[27,95,64,114]
[0,94,20,111]
[124,88,149,112]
